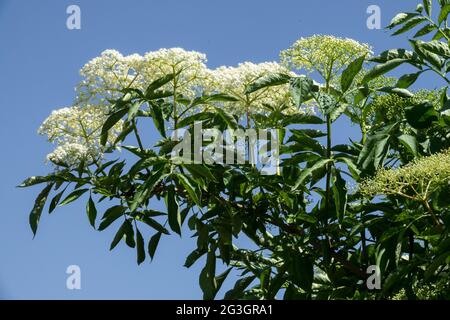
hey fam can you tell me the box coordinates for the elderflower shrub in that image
[38,105,124,167]
[76,48,214,107]
[280,35,372,82]
[211,62,312,117]
[359,149,450,200]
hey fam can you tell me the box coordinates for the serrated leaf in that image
[392,16,427,36]
[100,108,128,146]
[414,24,436,37]
[166,185,181,235]
[177,174,201,206]
[294,158,333,190]
[149,102,166,138]
[98,205,126,231]
[136,227,145,265]
[424,0,432,16]
[439,4,450,24]
[397,134,419,156]
[148,232,162,260]
[145,73,175,97]
[110,220,127,250]
[49,188,66,213]
[395,72,422,88]
[29,183,54,236]
[245,73,291,94]
[361,59,407,84]
[388,13,418,29]
[341,55,366,92]
[18,175,54,188]
[183,164,217,182]
[137,215,169,234]
[59,188,89,206]
[86,195,97,228]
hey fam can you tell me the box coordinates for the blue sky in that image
[0,0,441,299]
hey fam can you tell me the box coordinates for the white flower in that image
[76,48,213,107]
[211,62,310,117]
[39,104,123,167]
[46,143,91,168]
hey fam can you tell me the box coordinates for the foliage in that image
[20,1,450,300]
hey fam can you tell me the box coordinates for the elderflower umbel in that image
[280,35,372,83]
[360,149,450,200]
[76,48,214,108]
[38,105,124,167]
[211,62,312,118]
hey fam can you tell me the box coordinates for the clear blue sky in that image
[0,0,441,299]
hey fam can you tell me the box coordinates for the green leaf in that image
[439,4,450,24]
[245,73,291,94]
[405,102,440,129]
[19,175,54,188]
[424,0,432,16]
[137,215,169,234]
[145,73,175,97]
[387,13,418,29]
[130,168,167,212]
[397,134,419,156]
[98,205,126,231]
[110,220,127,250]
[341,55,366,92]
[358,133,391,171]
[414,24,436,37]
[294,158,333,189]
[100,108,128,145]
[392,16,427,36]
[136,227,145,265]
[127,101,141,121]
[49,188,66,213]
[409,40,445,69]
[289,75,314,107]
[148,232,162,260]
[149,102,166,138]
[214,268,232,296]
[288,255,314,292]
[370,49,416,63]
[86,195,97,228]
[183,164,217,182]
[224,276,256,299]
[123,219,135,248]
[213,107,238,129]
[177,174,201,206]
[29,183,54,236]
[361,59,408,84]
[165,186,181,235]
[418,40,450,58]
[184,248,207,268]
[59,188,89,206]
[395,72,422,88]
[282,114,324,126]
[176,112,215,128]
[332,169,347,223]
[378,87,414,97]
[199,244,217,300]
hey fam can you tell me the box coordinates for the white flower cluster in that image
[211,62,309,117]
[46,143,90,168]
[41,38,369,168]
[76,48,212,106]
[280,35,373,82]
[39,105,123,167]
